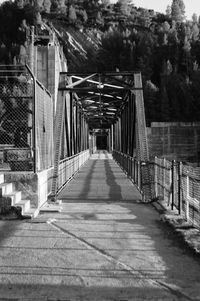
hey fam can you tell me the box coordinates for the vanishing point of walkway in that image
[0,152,200,300]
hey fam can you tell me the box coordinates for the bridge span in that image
[0,67,200,300]
[0,67,199,228]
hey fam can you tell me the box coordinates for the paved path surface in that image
[0,152,200,300]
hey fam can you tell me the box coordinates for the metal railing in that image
[113,150,154,201]
[57,149,90,193]
[113,150,200,229]
[154,157,200,229]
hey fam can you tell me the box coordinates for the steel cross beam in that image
[58,72,142,92]
[59,73,97,90]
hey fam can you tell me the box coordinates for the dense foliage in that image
[1,0,200,124]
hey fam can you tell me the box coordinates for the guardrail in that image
[113,150,142,192]
[113,150,200,229]
[57,150,90,193]
[154,157,200,229]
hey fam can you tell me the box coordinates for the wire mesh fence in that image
[113,150,200,229]
[35,81,54,171]
[0,66,34,171]
[153,157,200,229]
[0,65,54,172]
[181,165,200,228]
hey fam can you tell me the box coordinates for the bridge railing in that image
[57,150,90,193]
[113,150,200,229]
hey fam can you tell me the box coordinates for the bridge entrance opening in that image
[96,134,107,150]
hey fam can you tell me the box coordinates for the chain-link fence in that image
[0,66,34,171]
[35,81,54,171]
[0,65,54,172]
[154,157,200,229]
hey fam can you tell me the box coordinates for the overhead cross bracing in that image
[50,71,151,201]
[59,71,142,131]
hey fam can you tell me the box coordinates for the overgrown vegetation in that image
[1,0,200,124]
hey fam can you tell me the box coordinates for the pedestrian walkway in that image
[1,151,200,300]
[58,151,141,203]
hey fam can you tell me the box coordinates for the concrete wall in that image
[4,167,54,208]
[147,122,200,163]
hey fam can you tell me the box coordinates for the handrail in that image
[113,149,200,230]
[59,150,87,164]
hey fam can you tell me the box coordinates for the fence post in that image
[130,157,132,179]
[128,156,130,176]
[154,157,158,197]
[171,160,175,210]
[138,161,141,190]
[133,158,136,183]
[33,77,37,173]
[163,158,166,200]
[178,162,182,215]
[185,175,189,221]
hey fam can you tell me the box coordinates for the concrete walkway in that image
[0,152,200,300]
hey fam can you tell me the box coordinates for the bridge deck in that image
[1,152,200,299]
[58,151,141,203]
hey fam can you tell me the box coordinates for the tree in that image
[50,0,58,12]
[96,11,104,26]
[97,29,125,71]
[117,0,131,16]
[171,0,185,22]
[68,5,77,24]
[58,0,66,14]
[192,13,198,23]
[101,0,111,6]
[83,0,102,26]
[43,0,51,13]
[35,0,44,11]
[17,0,25,9]
[163,21,170,32]
[191,23,199,41]
[82,9,88,23]
[166,5,171,16]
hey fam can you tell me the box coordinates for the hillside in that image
[51,21,101,72]
[1,0,200,124]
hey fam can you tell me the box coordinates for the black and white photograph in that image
[0,0,200,300]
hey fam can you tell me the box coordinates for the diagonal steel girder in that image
[59,73,97,90]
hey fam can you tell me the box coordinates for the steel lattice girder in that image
[59,72,141,129]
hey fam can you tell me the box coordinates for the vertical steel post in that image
[154,156,158,197]
[29,26,35,72]
[25,65,37,173]
[130,157,133,179]
[185,175,190,221]
[163,158,166,199]
[171,160,175,210]
[133,158,136,183]
[137,161,140,188]
[178,161,182,215]
[33,77,37,173]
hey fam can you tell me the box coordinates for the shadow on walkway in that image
[58,151,140,203]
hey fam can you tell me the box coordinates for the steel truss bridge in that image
[51,71,151,200]
[0,66,199,228]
